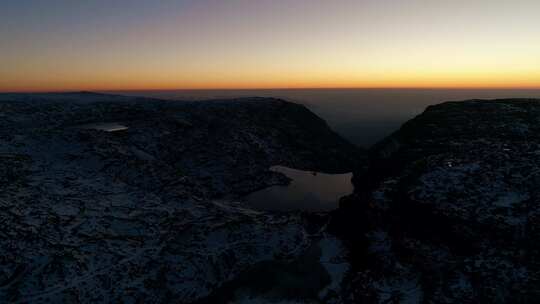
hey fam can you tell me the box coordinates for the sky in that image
[1,0,540,92]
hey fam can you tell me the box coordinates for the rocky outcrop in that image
[0,93,361,303]
[335,99,540,303]
[13,93,539,303]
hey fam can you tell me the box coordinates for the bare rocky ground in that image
[0,92,361,303]
[334,99,540,303]
[4,93,539,303]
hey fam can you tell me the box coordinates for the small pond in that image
[79,122,129,132]
[245,166,353,212]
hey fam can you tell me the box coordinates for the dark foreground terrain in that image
[1,93,540,303]
[335,99,540,303]
[0,93,360,303]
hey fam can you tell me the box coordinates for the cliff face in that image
[336,99,540,303]
[0,93,360,303]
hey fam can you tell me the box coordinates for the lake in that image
[244,166,353,212]
[109,88,540,148]
[107,88,540,211]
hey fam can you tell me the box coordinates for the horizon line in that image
[3,86,540,94]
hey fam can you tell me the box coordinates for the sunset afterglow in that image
[2,0,540,92]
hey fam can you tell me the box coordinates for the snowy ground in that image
[0,93,360,303]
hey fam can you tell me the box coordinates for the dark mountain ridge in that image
[0,93,361,303]
[3,93,539,303]
[334,99,540,303]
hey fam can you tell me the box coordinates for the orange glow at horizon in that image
[4,82,540,94]
[1,0,540,93]
[3,68,540,93]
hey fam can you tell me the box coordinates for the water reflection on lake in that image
[245,166,353,212]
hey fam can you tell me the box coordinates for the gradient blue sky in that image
[1,0,540,91]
